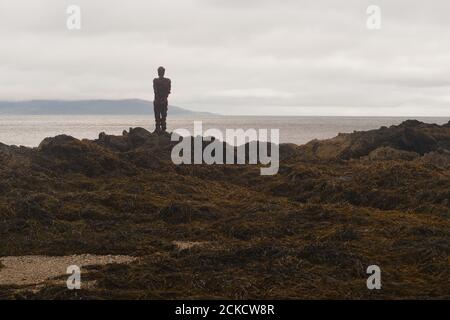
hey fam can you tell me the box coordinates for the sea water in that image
[0,115,449,147]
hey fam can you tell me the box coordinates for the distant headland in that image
[0,99,219,117]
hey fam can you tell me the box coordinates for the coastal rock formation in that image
[298,120,450,161]
[0,120,449,299]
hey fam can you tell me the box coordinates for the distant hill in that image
[0,99,218,117]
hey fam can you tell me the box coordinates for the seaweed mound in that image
[298,120,450,160]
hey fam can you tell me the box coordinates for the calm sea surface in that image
[0,115,449,147]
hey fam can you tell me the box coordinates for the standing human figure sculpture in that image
[153,66,171,133]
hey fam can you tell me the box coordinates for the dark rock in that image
[34,135,132,176]
[128,127,154,147]
[38,135,79,151]
[298,120,450,160]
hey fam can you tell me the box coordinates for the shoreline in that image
[2,115,450,148]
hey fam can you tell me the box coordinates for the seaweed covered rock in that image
[421,149,450,169]
[96,128,172,152]
[38,135,79,151]
[298,120,450,160]
[366,146,419,161]
[35,135,133,176]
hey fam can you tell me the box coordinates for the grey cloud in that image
[0,0,450,115]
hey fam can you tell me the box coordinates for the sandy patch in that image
[0,254,136,287]
[172,241,207,251]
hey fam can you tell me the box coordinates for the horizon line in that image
[1,99,450,118]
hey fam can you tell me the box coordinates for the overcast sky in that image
[1,0,450,116]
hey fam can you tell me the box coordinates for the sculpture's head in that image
[158,66,165,78]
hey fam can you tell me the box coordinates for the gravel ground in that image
[0,255,136,286]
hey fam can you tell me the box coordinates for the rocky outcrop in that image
[96,127,172,152]
[34,134,132,176]
[297,120,450,161]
